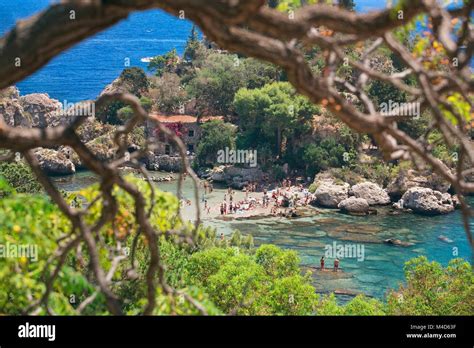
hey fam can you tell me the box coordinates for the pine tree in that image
[183,25,200,62]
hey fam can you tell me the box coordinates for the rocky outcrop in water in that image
[314,180,349,208]
[350,181,391,205]
[338,196,370,215]
[35,148,76,175]
[398,187,455,215]
[386,169,451,201]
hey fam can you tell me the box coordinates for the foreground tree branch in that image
[0,0,473,315]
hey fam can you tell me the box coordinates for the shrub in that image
[185,244,318,315]
[0,161,42,196]
[386,257,474,315]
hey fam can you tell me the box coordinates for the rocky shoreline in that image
[0,86,462,217]
[310,172,459,216]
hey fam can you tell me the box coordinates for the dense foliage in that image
[386,256,474,315]
[0,176,471,316]
[0,161,42,197]
[234,82,317,166]
[196,120,236,166]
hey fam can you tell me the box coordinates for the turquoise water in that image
[53,171,473,300]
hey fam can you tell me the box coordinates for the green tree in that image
[255,244,300,278]
[97,67,149,124]
[303,137,347,177]
[185,245,318,315]
[196,120,236,166]
[148,49,180,77]
[183,25,201,63]
[234,82,317,160]
[119,67,149,97]
[316,293,386,315]
[241,58,282,89]
[386,256,474,315]
[186,53,247,115]
[149,73,187,114]
[117,97,153,124]
[369,79,407,108]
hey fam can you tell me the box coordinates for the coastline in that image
[51,170,473,301]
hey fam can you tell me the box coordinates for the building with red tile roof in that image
[147,114,224,156]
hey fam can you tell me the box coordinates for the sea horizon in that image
[1,0,387,102]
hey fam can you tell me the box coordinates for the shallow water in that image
[53,171,473,300]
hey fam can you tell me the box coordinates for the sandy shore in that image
[178,181,312,222]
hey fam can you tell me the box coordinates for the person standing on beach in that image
[320,256,325,270]
[334,258,340,272]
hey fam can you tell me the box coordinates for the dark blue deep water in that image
[0,0,193,102]
[0,0,469,102]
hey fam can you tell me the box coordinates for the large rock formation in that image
[84,132,118,162]
[398,187,455,215]
[35,148,76,175]
[1,89,69,129]
[338,196,370,215]
[350,181,391,205]
[76,117,116,143]
[208,165,264,188]
[314,180,349,208]
[19,93,64,128]
[145,154,195,172]
[0,87,31,127]
[387,169,451,201]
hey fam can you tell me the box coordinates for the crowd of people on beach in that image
[204,177,315,217]
[218,186,259,215]
[184,176,345,272]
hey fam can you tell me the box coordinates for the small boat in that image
[140,57,153,63]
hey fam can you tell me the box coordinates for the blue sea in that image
[1,1,470,102]
[0,0,193,102]
[0,0,389,102]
